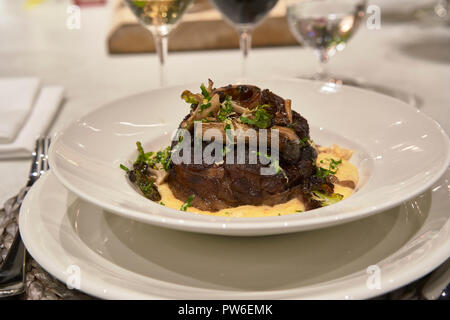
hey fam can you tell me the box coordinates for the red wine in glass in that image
[209,0,279,76]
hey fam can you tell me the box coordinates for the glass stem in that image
[238,27,253,78]
[153,32,169,87]
[316,49,329,80]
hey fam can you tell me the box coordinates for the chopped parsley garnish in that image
[140,180,154,193]
[198,83,212,112]
[132,166,161,201]
[217,96,234,122]
[316,166,334,178]
[200,102,211,111]
[180,194,195,211]
[224,123,233,138]
[182,85,211,110]
[239,104,272,129]
[200,83,210,100]
[120,164,130,172]
[300,137,310,146]
[329,158,342,170]
[315,158,342,178]
[136,141,145,162]
[160,201,165,206]
[135,141,154,165]
[153,146,172,171]
[134,142,171,172]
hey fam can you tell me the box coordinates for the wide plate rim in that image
[48,77,450,236]
[19,171,450,299]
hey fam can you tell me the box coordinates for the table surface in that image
[0,1,449,235]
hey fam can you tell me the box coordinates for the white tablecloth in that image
[0,0,449,205]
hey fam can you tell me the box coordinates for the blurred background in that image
[0,0,449,300]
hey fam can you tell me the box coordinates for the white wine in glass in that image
[125,0,194,86]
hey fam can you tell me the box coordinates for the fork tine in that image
[27,138,42,187]
[44,137,50,171]
[36,137,43,177]
[39,137,50,174]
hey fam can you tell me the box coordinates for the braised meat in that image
[168,137,326,211]
[167,82,333,211]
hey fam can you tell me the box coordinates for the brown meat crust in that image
[168,84,329,211]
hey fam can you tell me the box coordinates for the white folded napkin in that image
[0,85,64,159]
[0,77,41,143]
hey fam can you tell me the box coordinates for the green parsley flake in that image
[200,83,210,100]
[300,137,310,146]
[120,164,130,172]
[239,104,272,129]
[315,158,342,178]
[134,142,171,172]
[180,194,195,211]
[217,96,234,122]
[200,102,211,111]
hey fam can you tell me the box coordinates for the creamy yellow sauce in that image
[316,151,359,200]
[158,145,359,217]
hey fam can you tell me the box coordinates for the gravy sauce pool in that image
[158,145,359,217]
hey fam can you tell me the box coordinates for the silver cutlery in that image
[0,137,50,297]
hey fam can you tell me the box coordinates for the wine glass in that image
[125,0,194,86]
[415,0,449,23]
[286,0,366,84]
[209,0,279,76]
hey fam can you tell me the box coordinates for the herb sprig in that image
[217,96,234,122]
[199,83,212,111]
[239,104,272,129]
[200,83,210,99]
[180,194,195,211]
[134,141,172,172]
[316,158,342,178]
[120,164,130,172]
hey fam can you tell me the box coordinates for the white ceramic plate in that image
[48,78,450,236]
[19,170,450,299]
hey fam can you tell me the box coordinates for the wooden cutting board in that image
[107,0,299,53]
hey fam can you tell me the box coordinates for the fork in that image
[0,137,51,297]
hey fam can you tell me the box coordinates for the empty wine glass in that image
[286,0,366,84]
[415,0,449,23]
[209,0,279,76]
[125,0,194,87]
